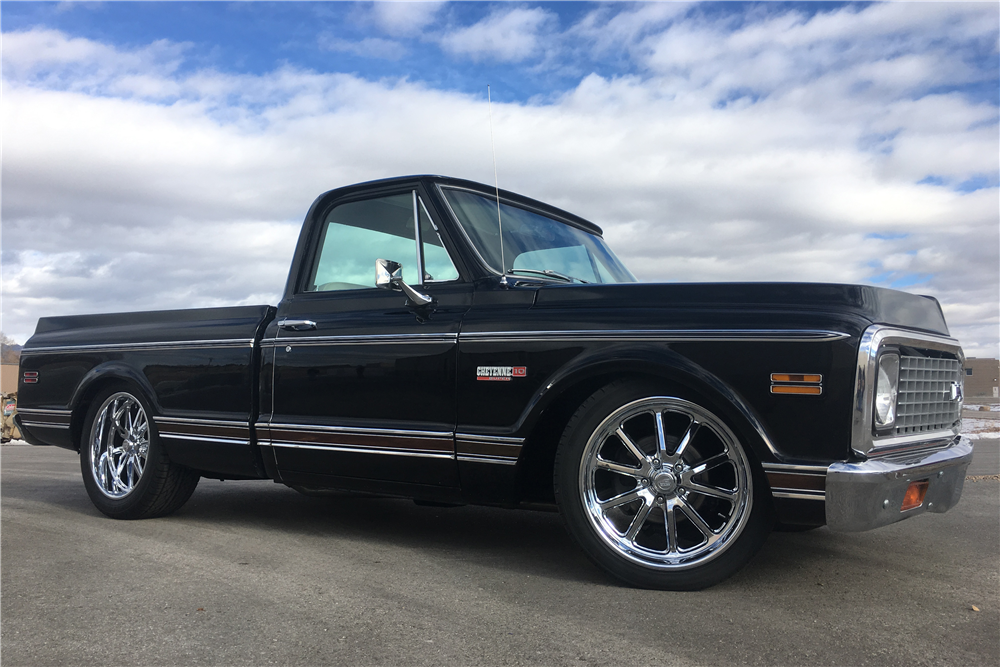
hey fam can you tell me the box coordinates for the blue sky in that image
[2,1,998,356]
[5,2,998,107]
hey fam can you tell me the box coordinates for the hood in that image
[531,282,950,337]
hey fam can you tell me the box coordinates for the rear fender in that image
[68,362,160,449]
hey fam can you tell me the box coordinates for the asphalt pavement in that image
[2,440,997,666]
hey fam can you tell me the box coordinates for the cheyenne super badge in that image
[476,366,527,381]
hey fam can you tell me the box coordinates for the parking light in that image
[901,480,929,511]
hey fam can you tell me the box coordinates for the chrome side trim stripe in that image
[15,408,73,417]
[455,433,525,445]
[763,463,829,474]
[264,423,455,460]
[20,328,846,356]
[15,409,72,431]
[159,433,250,446]
[18,421,71,430]
[772,491,825,501]
[258,329,848,348]
[459,329,850,343]
[153,416,250,427]
[765,465,827,500]
[267,423,452,439]
[262,333,458,348]
[152,417,251,447]
[456,434,522,464]
[266,441,454,460]
[458,454,518,466]
[21,338,254,354]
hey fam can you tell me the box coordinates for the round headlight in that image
[874,354,899,428]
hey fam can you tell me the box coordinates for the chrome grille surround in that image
[895,356,963,435]
[851,325,964,457]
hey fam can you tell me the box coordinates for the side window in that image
[306,192,460,292]
[306,194,417,291]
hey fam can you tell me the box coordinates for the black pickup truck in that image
[16,175,972,589]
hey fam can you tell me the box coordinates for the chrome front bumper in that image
[825,437,973,532]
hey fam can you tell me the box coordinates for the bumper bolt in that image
[882,499,890,508]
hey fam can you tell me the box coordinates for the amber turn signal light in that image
[770,373,822,383]
[770,385,822,395]
[901,480,929,511]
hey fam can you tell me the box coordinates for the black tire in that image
[80,384,199,519]
[554,380,772,590]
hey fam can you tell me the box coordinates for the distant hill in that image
[1,336,22,364]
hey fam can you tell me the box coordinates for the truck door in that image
[267,187,470,489]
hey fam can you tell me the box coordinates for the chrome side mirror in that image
[376,258,403,289]
[375,258,434,307]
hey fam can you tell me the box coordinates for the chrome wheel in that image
[579,396,752,571]
[89,392,149,499]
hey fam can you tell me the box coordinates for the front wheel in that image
[555,382,772,590]
[80,385,199,519]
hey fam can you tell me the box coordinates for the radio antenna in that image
[487,85,508,286]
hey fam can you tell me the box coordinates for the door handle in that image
[278,319,317,331]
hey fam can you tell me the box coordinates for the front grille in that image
[895,356,962,434]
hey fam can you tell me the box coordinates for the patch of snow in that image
[961,417,1000,439]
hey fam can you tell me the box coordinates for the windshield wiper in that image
[506,269,590,284]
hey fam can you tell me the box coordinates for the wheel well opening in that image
[516,372,774,505]
[70,378,132,451]
[517,373,649,503]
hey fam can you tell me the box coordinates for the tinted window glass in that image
[307,193,459,291]
[443,188,635,283]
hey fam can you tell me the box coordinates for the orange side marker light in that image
[770,385,822,395]
[770,373,822,383]
[901,480,929,511]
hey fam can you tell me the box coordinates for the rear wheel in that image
[80,385,199,519]
[555,381,771,590]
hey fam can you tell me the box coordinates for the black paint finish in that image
[18,175,958,517]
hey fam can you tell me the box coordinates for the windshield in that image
[442,188,636,284]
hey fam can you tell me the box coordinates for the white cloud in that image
[571,2,689,56]
[1,9,998,359]
[439,7,556,62]
[2,28,188,96]
[371,1,446,37]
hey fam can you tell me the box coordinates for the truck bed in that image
[17,305,276,477]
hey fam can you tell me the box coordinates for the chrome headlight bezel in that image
[851,325,964,458]
[873,352,900,430]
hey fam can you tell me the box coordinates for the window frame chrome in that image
[851,324,964,457]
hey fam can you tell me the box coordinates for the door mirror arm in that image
[376,259,436,308]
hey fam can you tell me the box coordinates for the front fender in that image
[517,343,781,462]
